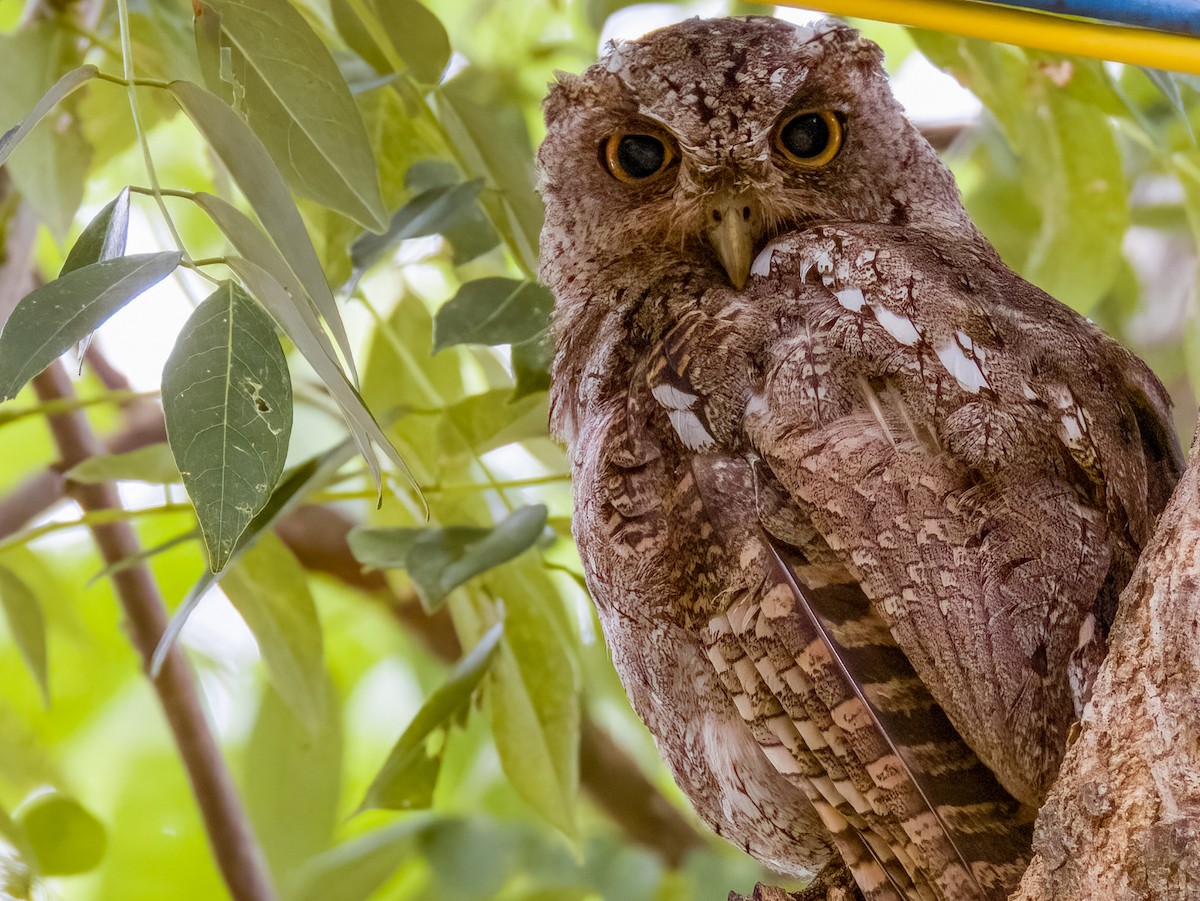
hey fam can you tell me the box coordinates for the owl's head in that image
[538,17,975,289]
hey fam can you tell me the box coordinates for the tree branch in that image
[1012,430,1200,899]
[30,362,278,901]
[0,468,65,541]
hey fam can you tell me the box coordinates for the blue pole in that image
[973,0,1200,37]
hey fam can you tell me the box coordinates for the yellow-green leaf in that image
[221,534,327,734]
[198,0,388,231]
[358,623,501,812]
[16,792,106,877]
[66,443,180,485]
[0,565,48,703]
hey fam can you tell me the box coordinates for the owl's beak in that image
[706,195,763,290]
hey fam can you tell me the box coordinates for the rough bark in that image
[1011,431,1200,900]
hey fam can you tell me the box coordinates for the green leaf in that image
[437,69,543,274]
[511,334,552,399]
[1142,66,1196,142]
[0,63,97,168]
[228,256,412,500]
[60,187,130,275]
[455,567,580,840]
[245,680,341,883]
[331,0,450,84]
[285,819,432,901]
[66,443,180,485]
[348,504,547,608]
[911,34,1127,313]
[441,389,548,455]
[198,0,388,231]
[349,179,485,280]
[0,252,181,402]
[16,792,106,876]
[0,565,48,703]
[170,80,359,385]
[0,26,96,237]
[433,278,552,352]
[162,281,292,572]
[359,623,502,812]
[220,534,327,734]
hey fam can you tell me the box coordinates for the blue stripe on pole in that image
[974,0,1200,37]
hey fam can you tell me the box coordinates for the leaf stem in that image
[0,389,159,429]
[113,0,190,261]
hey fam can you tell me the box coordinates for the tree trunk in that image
[1012,428,1200,899]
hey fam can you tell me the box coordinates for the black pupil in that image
[780,112,830,159]
[617,134,666,178]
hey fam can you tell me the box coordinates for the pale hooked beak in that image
[706,194,763,290]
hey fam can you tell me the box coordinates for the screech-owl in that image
[537,16,1181,901]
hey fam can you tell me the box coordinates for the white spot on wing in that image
[651,382,698,410]
[1060,413,1084,442]
[751,241,779,277]
[667,409,716,451]
[873,305,921,345]
[835,287,866,312]
[935,338,990,393]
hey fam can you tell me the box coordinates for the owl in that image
[537,16,1181,901]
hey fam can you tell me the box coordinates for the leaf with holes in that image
[0,252,181,402]
[170,79,359,384]
[162,281,292,572]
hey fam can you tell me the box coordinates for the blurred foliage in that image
[0,1,1195,901]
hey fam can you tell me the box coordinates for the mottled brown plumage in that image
[537,17,1181,901]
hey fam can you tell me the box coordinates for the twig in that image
[0,469,65,541]
[30,361,278,901]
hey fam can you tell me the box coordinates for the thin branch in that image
[0,469,65,541]
[30,361,279,901]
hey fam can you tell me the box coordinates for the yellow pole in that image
[769,0,1200,75]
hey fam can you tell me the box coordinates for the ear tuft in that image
[813,19,886,71]
[543,72,584,128]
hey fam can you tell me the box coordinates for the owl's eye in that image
[603,131,677,184]
[774,109,843,168]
